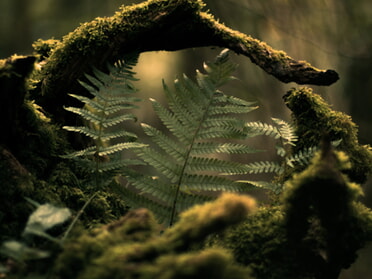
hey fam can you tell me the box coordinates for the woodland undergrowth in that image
[61,49,325,226]
[1,1,372,278]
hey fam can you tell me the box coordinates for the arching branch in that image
[35,0,339,122]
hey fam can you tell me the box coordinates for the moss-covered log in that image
[282,145,372,279]
[53,193,256,279]
[33,0,339,124]
[215,148,372,279]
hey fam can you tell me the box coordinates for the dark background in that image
[1,1,371,277]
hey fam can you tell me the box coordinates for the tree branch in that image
[35,0,339,122]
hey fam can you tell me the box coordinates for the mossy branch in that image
[282,87,372,184]
[35,0,338,122]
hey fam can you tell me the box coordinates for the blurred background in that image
[1,0,371,277]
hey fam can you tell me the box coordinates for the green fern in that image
[244,121,281,139]
[218,118,293,177]
[245,117,297,150]
[239,161,284,175]
[62,57,146,188]
[114,50,263,225]
[285,146,317,167]
[61,50,334,226]
[285,139,342,168]
[236,180,282,194]
[271,117,298,146]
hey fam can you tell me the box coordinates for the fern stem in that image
[61,191,99,242]
[94,83,110,186]
[169,94,215,227]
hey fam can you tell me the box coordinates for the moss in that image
[53,193,255,279]
[53,208,158,278]
[32,39,60,61]
[282,144,372,277]
[84,248,252,279]
[213,206,319,279]
[37,0,205,93]
[282,87,372,184]
[213,147,372,279]
[33,163,129,227]
[164,193,257,251]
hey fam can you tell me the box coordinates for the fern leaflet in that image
[237,180,282,194]
[271,117,298,146]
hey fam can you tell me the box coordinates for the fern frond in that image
[101,113,137,128]
[141,123,186,161]
[166,78,203,125]
[63,57,144,190]
[125,50,263,225]
[275,145,287,157]
[182,174,251,192]
[83,73,105,91]
[244,118,297,147]
[208,103,258,115]
[203,48,237,86]
[286,146,318,167]
[97,143,145,156]
[190,142,261,155]
[271,117,298,145]
[244,121,281,138]
[202,116,245,128]
[215,94,257,108]
[104,50,303,225]
[123,172,175,204]
[186,157,250,174]
[63,142,146,160]
[61,146,97,158]
[112,183,172,224]
[62,126,137,141]
[237,180,282,194]
[240,161,284,175]
[162,87,196,131]
[150,98,194,144]
[196,126,248,140]
[283,139,341,169]
[136,147,182,182]
[96,159,145,172]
